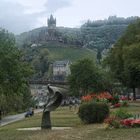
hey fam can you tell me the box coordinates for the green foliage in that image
[110,120,121,128]
[21,45,50,80]
[112,108,133,119]
[32,48,50,79]
[82,16,138,27]
[16,16,137,52]
[69,58,113,96]
[123,43,140,88]
[15,16,138,82]
[105,108,133,128]
[69,58,100,95]
[104,19,140,99]
[0,28,33,113]
[121,100,129,107]
[104,116,121,128]
[47,46,96,62]
[23,44,96,80]
[78,102,109,124]
[80,16,137,52]
[111,95,119,105]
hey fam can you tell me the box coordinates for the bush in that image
[121,101,128,107]
[104,116,120,128]
[111,95,119,105]
[112,108,133,119]
[78,102,109,124]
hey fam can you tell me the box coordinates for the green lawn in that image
[46,46,96,62]
[0,103,140,140]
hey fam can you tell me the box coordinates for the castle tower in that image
[47,15,57,41]
[47,14,56,29]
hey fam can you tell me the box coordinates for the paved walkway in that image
[0,109,43,127]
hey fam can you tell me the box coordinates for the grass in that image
[0,102,140,140]
[46,46,96,62]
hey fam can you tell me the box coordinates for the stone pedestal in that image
[136,88,140,96]
[41,111,51,129]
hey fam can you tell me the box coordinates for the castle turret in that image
[47,15,57,41]
[47,14,56,29]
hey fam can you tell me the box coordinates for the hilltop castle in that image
[47,14,56,29]
[47,15,58,41]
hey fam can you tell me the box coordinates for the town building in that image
[53,60,71,82]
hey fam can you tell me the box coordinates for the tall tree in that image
[0,29,33,114]
[68,58,108,96]
[104,20,140,100]
[32,48,50,79]
[123,44,140,99]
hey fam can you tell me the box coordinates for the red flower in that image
[121,119,140,127]
[131,119,140,125]
[120,96,128,101]
[120,119,133,126]
[113,103,121,108]
[81,95,93,102]
[81,92,113,102]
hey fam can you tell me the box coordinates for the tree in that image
[104,20,140,100]
[39,48,50,76]
[123,44,140,99]
[32,48,50,79]
[68,58,108,96]
[96,49,102,64]
[0,29,33,114]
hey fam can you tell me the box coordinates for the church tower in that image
[47,14,56,29]
[47,15,57,41]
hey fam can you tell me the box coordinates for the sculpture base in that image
[17,127,72,131]
[41,111,51,129]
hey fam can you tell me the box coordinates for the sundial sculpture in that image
[41,84,63,129]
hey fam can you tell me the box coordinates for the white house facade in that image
[53,60,71,81]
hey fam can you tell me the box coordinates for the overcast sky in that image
[0,0,140,34]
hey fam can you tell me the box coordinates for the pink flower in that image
[120,119,133,126]
[132,119,140,125]
[113,103,121,108]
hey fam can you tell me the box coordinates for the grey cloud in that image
[45,0,72,13]
[0,1,39,34]
[0,0,73,34]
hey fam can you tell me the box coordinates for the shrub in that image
[112,108,133,119]
[111,95,119,105]
[104,116,120,128]
[121,100,128,107]
[78,102,109,124]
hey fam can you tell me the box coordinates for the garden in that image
[79,92,140,129]
[0,98,140,140]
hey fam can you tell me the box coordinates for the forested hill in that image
[81,16,139,50]
[16,16,139,51]
[82,16,138,27]
[15,16,139,80]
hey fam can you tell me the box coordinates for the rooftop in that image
[53,60,70,67]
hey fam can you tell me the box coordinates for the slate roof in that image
[53,60,70,67]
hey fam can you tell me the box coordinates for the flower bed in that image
[81,92,113,102]
[81,92,129,108]
[111,103,121,108]
[104,108,140,128]
[121,118,140,127]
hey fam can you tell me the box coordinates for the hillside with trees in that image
[16,16,139,80]
[16,16,138,50]
[104,19,140,99]
[22,43,96,80]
